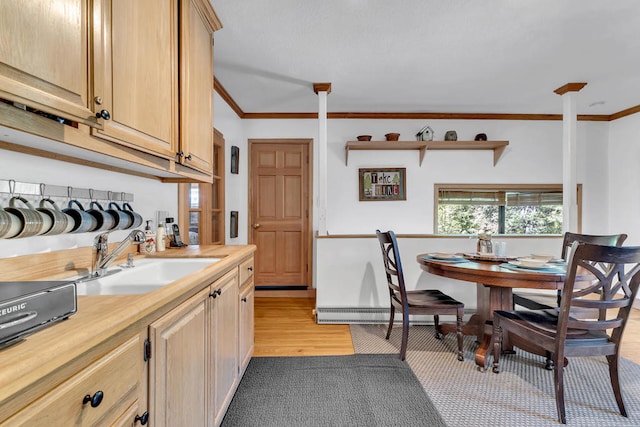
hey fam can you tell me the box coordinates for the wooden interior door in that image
[249,140,312,289]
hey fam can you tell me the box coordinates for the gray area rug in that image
[221,353,446,427]
[351,324,640,427]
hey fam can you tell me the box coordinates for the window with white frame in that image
[434,184,581,235]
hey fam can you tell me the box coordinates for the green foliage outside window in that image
[437,196,563,235]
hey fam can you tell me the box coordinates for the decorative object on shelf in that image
[231,146,239,174]
[416,125,434,141]
[385,133,400,141]
[474,133,487,141]
[357,135,372,141]
[359,168,406,201]
[444,130,458,141]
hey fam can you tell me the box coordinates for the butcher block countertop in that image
[0,244,256,421]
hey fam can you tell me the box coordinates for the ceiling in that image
[211,0,640,117]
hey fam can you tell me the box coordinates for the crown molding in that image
[608,104,640,121]
[213,79,636,122]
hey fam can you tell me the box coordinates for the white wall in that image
[213,92,247,244]
[240,118,612,236]
[316,236,563,316]
[236,115,617,309]
[0,149,177,258]
[608,113,640,245]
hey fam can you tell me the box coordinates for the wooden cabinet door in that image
[149,288,209,427]
[210,269,239,427]
[92,0,178,159]
[0,0,98,127]
[239,282,254,374]
[178,0,215,174]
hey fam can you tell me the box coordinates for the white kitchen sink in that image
[75,258,222,295]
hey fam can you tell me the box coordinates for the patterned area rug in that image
[221,354,446,426]
[351,324,640,427]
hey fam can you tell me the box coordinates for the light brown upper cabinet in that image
[91,0,179,160]
[0,0,99,128]
[177,0,217,174]
[0,0,221,180]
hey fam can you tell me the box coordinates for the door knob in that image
[252,223,261,229]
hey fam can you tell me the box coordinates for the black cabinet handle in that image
[95,109,111,120]
[185,154,192,161]
[241,297,247,302]
[82,390,104,407]
[209,288,222,298]
[217,289,222,296]
[176,151,184,158]
[135,411,149,425]
[247,266,253,271]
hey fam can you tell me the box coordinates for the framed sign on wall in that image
[358,167,406,201]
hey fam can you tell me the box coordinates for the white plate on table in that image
[427,252,462,260]
[508,260,554,269]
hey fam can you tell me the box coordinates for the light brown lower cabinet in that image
[239,257,255,374]
[149,265,248,427]
[0,333,148,427]
[210,269,239,427]
[1,255,254,427]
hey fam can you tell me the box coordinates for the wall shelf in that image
[344,140,509,166]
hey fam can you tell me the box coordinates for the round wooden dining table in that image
[416,254,569,371]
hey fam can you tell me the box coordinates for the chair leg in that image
[456,308,464,361]
[385,306,395,340]
[434,314,443,339]
[492,321,502,374]
[553,354,567,424]
[545,351,554,370]
[399,312,409,361]
[607,353,628,417]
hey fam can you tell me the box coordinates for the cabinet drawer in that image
[3,334,144,427]
[239,257,254,287]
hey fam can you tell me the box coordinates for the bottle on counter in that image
[165,217,175,247]
[156,224,166,252]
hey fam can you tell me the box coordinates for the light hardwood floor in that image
[254,298,640,364]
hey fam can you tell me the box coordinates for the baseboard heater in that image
[316,306,474,324]
[255,285,308,291]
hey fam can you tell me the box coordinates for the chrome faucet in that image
[93,230,146,277]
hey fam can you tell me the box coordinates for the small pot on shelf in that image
[385,133,400,141]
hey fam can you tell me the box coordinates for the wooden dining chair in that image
[492,241,640,424]
[513,232,627,310]
[375,230,464,361]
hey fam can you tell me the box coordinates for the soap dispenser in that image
[140,220,156,254]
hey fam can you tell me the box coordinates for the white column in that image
[314,83,331,236]
[555,83,586,233]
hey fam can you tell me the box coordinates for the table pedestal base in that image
[439,283,514,371]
